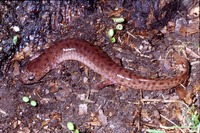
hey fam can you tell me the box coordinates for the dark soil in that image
[0,1,199,133]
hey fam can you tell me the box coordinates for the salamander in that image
[20,38,189,90]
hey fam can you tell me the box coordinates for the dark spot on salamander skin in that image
[90,50,95,55]
[100,54,106,59]
[138,80,142,84]
[159,82,164,85]
[167,82,170,85]
[45,57,49,62]
[75,43,78,47]
[92,56,96,61]
[124,69,129,74]
[174,80,178,84]
[83,46,87,51]
[106,67,111,71]
[128,73,132,79]
[152,82,156,85]
[120,79,124,82]
[87,49,91,53]
[94,47,98,52]
[147,83,150,86]
[108,63,113,67]
[65,43,69,47]
[134,75,140,79]
[36,58,41,62]
[118,67,123,72]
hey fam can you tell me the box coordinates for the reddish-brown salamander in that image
[20,38,189,90]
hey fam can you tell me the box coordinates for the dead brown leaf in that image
[185,92,194,105]
[191,82,200,95]
[176,86,188,100]
[13,62,20,77]
[108,8,124,17]
[186,47,200,58]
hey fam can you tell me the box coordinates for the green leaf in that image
[30,100,37,106]
[110,37,116,43]
[116,24,123,30]
[67,122,74,131]
[22,96,30,102]
[108,29,114,37]
[13,34,18,45]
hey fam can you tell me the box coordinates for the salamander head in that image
[20,67,39,84]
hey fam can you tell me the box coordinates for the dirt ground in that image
[0,1,199,133]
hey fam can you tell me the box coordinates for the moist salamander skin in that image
[20,38,189,90]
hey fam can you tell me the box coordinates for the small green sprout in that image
[67,122,79,132]
[116,24,123,30]
[146,129,166,133]
[183,42,200,49]
[22,96,30,102]
[112,18,125,23]
[108,29,114,37]
[110,37,116,43]
[67,122,75,131]
[147,104,200,132]
[13,34,18,45]
[74,129,79,133]
[30,100,37,106]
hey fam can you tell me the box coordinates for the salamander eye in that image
[28,75,35,81]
